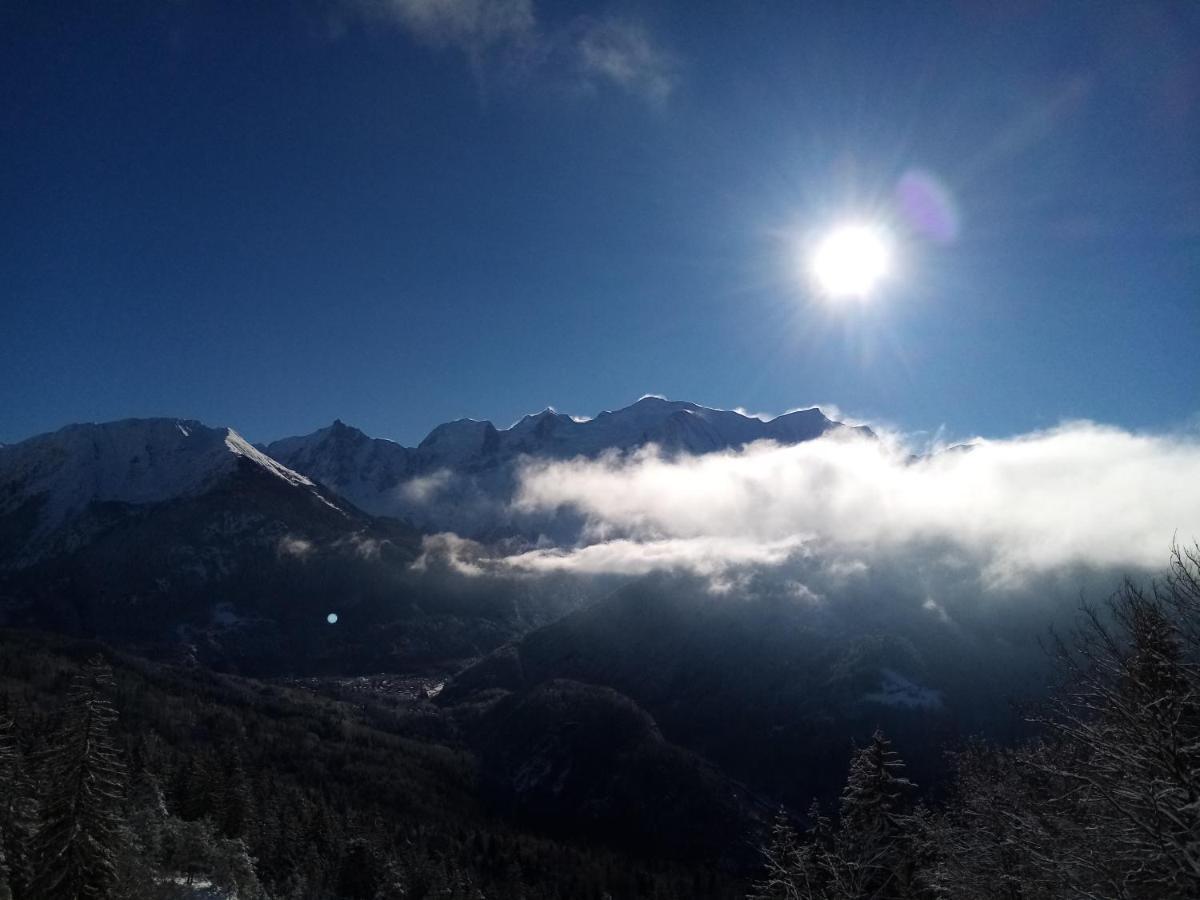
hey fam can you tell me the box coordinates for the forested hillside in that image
[3,545,1199,898]
[0,633,745,900]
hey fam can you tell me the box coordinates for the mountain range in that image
[264,396,870,535]
[2,397,863,567]
[0,397,863,671]
[0,396,1038,858]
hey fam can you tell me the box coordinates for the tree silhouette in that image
[27,656,126,900]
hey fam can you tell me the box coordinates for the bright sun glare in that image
[810,223,893,299]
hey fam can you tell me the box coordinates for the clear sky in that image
[2,1,1197,447]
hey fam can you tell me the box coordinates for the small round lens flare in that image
[809,224,892,299]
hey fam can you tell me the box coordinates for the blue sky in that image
[2,1,1197,446]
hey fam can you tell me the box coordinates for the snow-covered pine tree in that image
[749,801,842,900]
[116,768,171,899]
[1030,569,1200,895]
[748,806,803,900]
[0,716,15,900]
[804,799,832,847]
[0,713,38,900]
[796,799,837,899]
[27,655,127,900]
[835,729,921,899]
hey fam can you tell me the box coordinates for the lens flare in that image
[896,170,959,243]
[809,224,892,299]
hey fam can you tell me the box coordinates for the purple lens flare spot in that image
[896,170,960,244]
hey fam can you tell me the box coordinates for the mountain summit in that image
[0,418,341,563]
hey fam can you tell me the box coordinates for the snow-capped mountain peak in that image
[0,418,334,541]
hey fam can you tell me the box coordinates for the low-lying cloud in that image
[399,468,453,504]
[504,535,807,578]
[502,422,1200,586]
[277,535,316,560]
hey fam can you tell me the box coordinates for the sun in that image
[809,223,893,299]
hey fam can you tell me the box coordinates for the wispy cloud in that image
[411,531,489,576]
[357,0,536,61]
[277,535,316,560]
[342,1,677,104]
[399,468,453,504]
[503,535,805,577]
[574,17,678,105]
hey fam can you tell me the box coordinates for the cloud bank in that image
[497,423,1200,586]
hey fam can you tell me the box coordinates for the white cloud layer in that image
[504,423,1200,585]
[503,535,806,577]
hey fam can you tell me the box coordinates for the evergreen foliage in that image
[750,733,933,900]
[0,715,16,900]
[27,656,126,900]
[0,632,743,899]
[0,713,36,900]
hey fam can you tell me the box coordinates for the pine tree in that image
[0,715,16,900]
[748,806,804,900]
[163,816,211,885]
[835,730,920,899]
[1026,574,1200,895]
[27,655,127,900]
[749,802,843,900]
[116,767,170,898]
[337,838,383,900]
[174,750,223,823]
[0,714,37,900]
[218,745,253,839]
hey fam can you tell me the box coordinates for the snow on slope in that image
[863,669,944,710]
[0,418,335,537]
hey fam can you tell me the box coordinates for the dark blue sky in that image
[3,1,1198,446]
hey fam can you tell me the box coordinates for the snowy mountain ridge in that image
[0,418,327,526]
[0,418,343,567]
[264,397,870,529]
[0,398,868,550]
